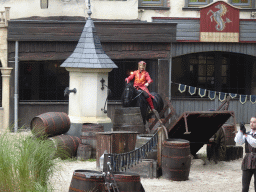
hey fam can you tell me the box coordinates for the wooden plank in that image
[8,41,170,60]
[106,50,169,59]
[9,41,77,54]
[8,26,83,34]
[8,20,177,42]
[17,52,73,61]
[9,25,175,37]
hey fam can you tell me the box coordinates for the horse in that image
[207,4,231,31]
[121,82,164,125]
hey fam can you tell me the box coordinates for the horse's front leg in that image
[207,11,214,22]
[207,10,212,15]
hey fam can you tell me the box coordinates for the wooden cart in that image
[149,97,236,161]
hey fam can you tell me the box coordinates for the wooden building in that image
[1,0,256,130]
[7,17,176,128]
[153,1,256,123]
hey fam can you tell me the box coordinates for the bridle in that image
[124,85,142,106]
[131,91,143,101]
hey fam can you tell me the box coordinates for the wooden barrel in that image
[162,138,191,181]
[30,112,70,138]
[222,124,236,146]
[77,144,92,161]
[49,135,81,159]
[106,172,145,192]
[69,170,105,192]
[112,107,145,133]
[81,123,104,159]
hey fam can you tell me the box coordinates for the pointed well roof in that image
[60,13,117,69]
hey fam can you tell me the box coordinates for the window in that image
[185,0,213,7]
[41,0,48,9]
[229,0,255,8]
[138,0,168,9]
[19,61,69,101]
[171,52,254,98]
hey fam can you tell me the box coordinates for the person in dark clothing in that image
[235,117,256,192]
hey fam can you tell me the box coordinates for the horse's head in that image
[215,4,221,9]
[122,82,136,107]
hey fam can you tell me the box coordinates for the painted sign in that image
[200,1,239,42]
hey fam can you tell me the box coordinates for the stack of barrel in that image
[77,123,104,160]
[30,112,81,159]
[223,124,243,161]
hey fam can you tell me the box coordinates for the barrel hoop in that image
[68,135,75,151]
[162,144,190,148]
[46,113,57,132]
[68,135,77,151]
[72,136,80,150]
[63,112,71,126]
[113,175,140,182]
[73,175,104,181]
[69,187,84,192]
[114,178,140,182]
[56,112,65,129]
[162,154,190,158]
[40,116,49,133]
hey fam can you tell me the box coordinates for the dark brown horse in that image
[121,82,164,124]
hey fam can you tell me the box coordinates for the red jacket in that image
[126,70,154,98]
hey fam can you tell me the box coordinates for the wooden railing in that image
[0,7,10,27]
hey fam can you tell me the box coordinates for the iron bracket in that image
[100,78,105,90]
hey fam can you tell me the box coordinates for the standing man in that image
[125,61,155,112]
[235,117,256,192]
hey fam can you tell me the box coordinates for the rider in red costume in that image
[125,61,155,111]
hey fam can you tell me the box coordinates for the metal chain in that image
[104,132,158,172]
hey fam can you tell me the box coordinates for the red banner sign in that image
[200,1,239,42]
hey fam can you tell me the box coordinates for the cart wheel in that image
[216,127,226,161]
[207,127,226,162]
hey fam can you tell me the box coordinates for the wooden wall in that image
[107,98,255,127]
[18,102,68,129]
[153,18,256,43]
[7,17,176,128]
[170,98,255,124]
[8,19,177,43]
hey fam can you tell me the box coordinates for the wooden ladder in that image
[149,97,178,134]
